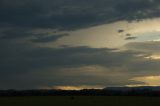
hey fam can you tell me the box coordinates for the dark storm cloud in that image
[31,34,68,43]
[1,28,32,39]
[1,39,160,89]
[125,37,137,40]
[0,41,131,73]
[1,0,160,89]
[0,28,68,43]
[0,0,160,30]
[1,0,160,42]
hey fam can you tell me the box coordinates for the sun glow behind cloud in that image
[145,55,160,60]
[32,18,160,89]
[3,0,160,90]
[52,85,104,90]
[127,76,160,87]
[46,18,160,50]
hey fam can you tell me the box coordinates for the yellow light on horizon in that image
[128,75,160,87]
[52,85,104,90]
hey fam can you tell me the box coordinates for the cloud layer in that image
[1,0,160,30]
[1,0,160,89]
[1,39,160,89]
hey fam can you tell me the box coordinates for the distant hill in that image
[105,86,160,91]
[1,86,160,96]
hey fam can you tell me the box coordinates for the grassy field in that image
[0,96,160,106]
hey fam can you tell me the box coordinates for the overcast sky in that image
[1,0,160,90]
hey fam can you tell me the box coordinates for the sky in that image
[1,0,160,90]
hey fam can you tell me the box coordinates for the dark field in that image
[0,96,160,106]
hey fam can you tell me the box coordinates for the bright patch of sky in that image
[40,18,160,50]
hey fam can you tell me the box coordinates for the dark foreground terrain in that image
[0,96,160,106]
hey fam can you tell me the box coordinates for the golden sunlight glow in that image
[145,55,160,60]
[52,85,104,90]
[40,18,160,49]
[127,75,160,87]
